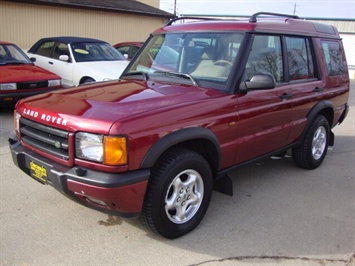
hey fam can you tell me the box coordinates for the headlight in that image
[0,83,17,90]
[75,132,127,165]
[48,79,61,87]
[76,133,104,162]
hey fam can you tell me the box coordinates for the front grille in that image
[20,118,69,160]
[17,81,48,90]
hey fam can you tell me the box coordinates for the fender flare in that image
[140,127,221,170]
[300,100,334,140]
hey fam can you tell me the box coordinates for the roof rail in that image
[249,12,299,23]
[165,16,217,26]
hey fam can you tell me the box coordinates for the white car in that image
[27,36,129,88]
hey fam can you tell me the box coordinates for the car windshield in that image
[0,44,32,65]
[123,32,245,91]
[71,42,126,62]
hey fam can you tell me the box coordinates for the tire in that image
[140,148,213,239]
[81,77,95,84]
[292,115,330,169]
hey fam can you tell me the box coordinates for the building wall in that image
[138,0,160,9]
[0,1,168,49]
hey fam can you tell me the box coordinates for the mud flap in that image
[329,130,334,146]
[213,174,233,196]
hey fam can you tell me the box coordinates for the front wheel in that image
[292,115,330,169]
[140,148,213,239]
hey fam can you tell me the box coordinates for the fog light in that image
[85,197,107,207]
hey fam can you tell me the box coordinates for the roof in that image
[157,15,341,39]
[27,36,107,53]
[3,0,175,18]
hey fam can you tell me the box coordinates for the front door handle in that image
[48,61,53,65]
[313,87,324,92]
[279,93,293,100]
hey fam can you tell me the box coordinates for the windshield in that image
[124,32,244,91]
[0,44,32,65]
[71,42,126,62]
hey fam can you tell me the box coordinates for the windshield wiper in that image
[121,71,149,81]
[153,71,198,86]
[3,61,27,65]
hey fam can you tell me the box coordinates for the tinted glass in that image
[245,35,283,82]
[321,40,344,76]
[286,37,315,80]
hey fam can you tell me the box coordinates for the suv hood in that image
[17,79,223,133]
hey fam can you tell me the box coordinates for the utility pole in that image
[293,2,297,15]
[174,0,177,16]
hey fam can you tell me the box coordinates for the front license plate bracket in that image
[30,161,47,184]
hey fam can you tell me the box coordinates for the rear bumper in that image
[9,135,149,217]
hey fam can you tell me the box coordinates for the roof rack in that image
[249,12,299,23]
[165,16,217,26]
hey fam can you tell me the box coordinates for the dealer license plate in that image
[30,161,47,184]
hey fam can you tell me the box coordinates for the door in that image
[284,36,323,142]
[235,35,293,163]
[51,42,74,87]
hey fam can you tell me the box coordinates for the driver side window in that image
[244,35,283,82]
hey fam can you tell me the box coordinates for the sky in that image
[160,0,355,19]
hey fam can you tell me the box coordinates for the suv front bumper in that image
[9,135,149,217]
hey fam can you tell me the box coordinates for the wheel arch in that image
[301,100,334,144]
[79,76,95,84]
[305,101,334,131]
[140,127,221,178]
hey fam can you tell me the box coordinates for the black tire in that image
[81,77,95,84]
[140,148,213,239]
[292,115,330,169]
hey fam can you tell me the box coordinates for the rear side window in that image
[321,40,344,76]
[286,37,315,80]
[36,41,55,57]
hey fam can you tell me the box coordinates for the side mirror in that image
[30,57,36,63]
[59,55,69,62]
[123,54,129,59]
[241,73,276,91]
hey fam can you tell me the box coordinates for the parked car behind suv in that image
[114,42,143,60]
[0,41,62,106]
[9,13,349,239]
[26,36,129,87]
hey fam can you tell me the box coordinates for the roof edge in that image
[0,0,175,18]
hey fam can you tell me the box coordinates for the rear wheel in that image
[81,77,95,84]
[140,148,213,239]
[292,115,330,169]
